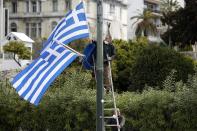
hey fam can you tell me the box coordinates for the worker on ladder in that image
[82,23,115,93]
[103,23,115,93]
[82,23,124,131]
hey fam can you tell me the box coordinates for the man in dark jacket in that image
[103,35,115,93]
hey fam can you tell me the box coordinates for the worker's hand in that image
[107,57,112,61]
[79,56,84,63]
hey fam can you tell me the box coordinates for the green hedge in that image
[0,69,197,131]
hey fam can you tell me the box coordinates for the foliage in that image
[129,45,195,91]
[160,0,181,46]
[70,38,90,53]
[3,41,31,59]
[113,39,195,92]
[1,69,197,130]
[162,0,197,46]
[130,10,159,37]
[160,0,180,13]
[112,39,147,91]
[0,68,95,131]
[117,71,197,131]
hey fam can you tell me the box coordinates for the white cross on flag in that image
[42,1,89,53]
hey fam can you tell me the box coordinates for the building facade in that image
[77,0,128,40]
[4,0,128,41]
[128,0,164,41]
[5,0,71,40]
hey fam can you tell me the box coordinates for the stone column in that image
[29,0,31,13]
[36,0,39,13]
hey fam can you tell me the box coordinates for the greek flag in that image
[12,42,78,105]
[42,2,89,53]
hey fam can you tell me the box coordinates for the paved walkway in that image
[0,59,21,71]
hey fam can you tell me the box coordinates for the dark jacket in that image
[103,42,115,62]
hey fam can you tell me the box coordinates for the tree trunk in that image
[13,53,21,67]
[168,25,171,48]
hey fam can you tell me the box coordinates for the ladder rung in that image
[103,116,115,119]
[104,108,115,111]
[105,124,119,127]
[104,100,113,103]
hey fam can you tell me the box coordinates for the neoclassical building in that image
[4,0,128,40]
[4,0,71,40]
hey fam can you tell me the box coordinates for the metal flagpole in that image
[0,0,3,53]
[54,40,85,57]
[96,0,104,131]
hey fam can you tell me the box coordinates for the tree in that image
[160,0,180,13]
[130,10,158,37]
[3,41,31,65]
[129,45,195,91]
[160,0,180,47]
[112,39,148,91]
[162,0,197,46]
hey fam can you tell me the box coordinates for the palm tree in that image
[160,0,180,47]
[130,10,158,37]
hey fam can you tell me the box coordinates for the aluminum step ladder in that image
[103,59,121,131]
[92,56,121,131]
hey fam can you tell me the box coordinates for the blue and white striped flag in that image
[42,2,89,53]
[12,42,78,105]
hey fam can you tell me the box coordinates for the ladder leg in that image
[108,60,120,131]
[104,58,120,131]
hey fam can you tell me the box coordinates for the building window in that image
[110,4,115,15]
[31,23,37,38]
[10,23,17,32]
[32,1,37,13]
[38,23,41,37]
[26,23,30,36]
[26,1,29,12]
[65,0,71,11]
[120,8,122,20]
[53,0,58,12]
[4,8,9,36]
[12,2,17,13]
[51,21,57,31]
[26,23,42,38]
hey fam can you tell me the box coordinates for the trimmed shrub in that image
[129,45,195,91]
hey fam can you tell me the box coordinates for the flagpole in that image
[55,40,84,57]
[0,0,3,53]
[96,0,104,131]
